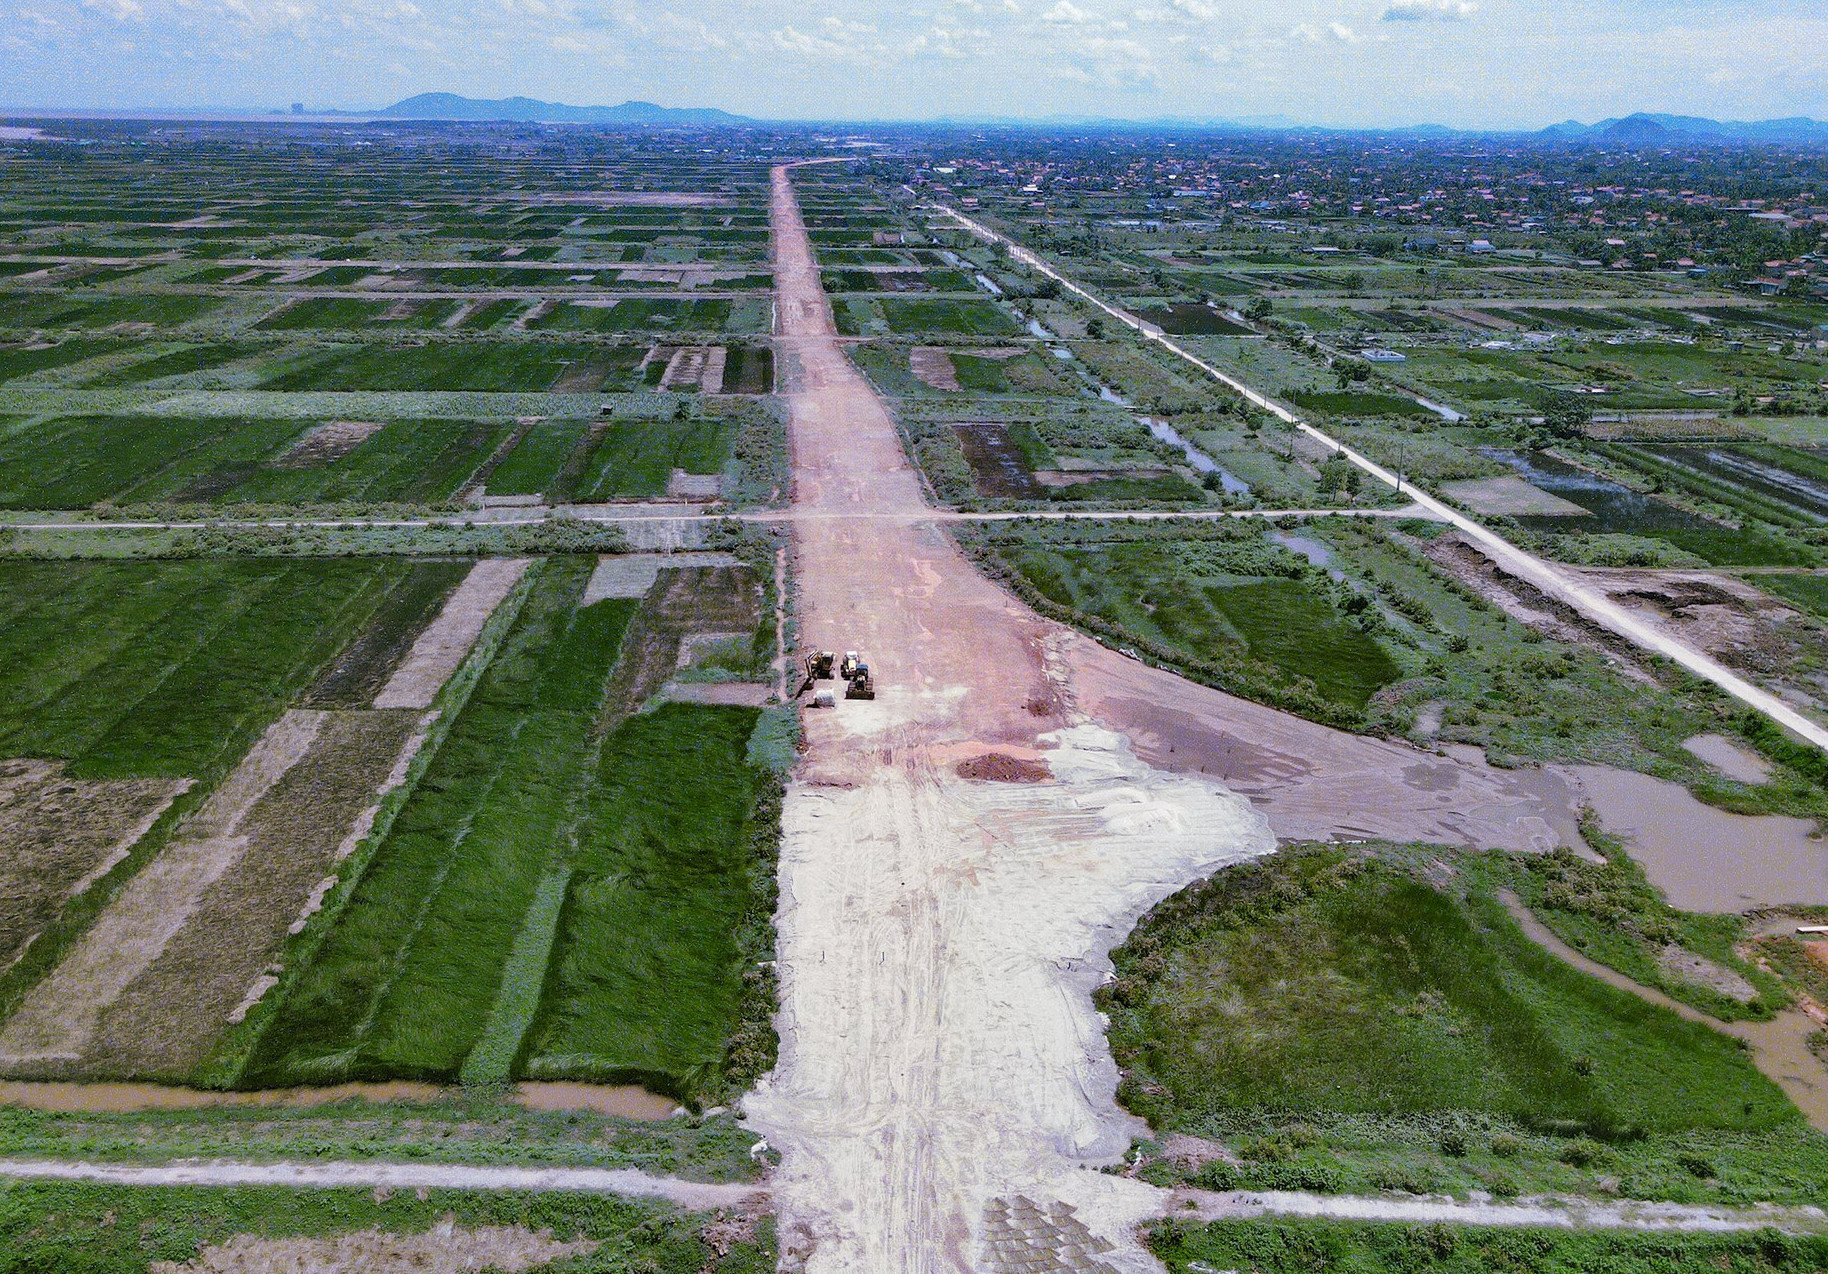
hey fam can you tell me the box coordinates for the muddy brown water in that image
[1565,765,1828,912]
[0,1080,678,1119]
[1501,893,1828,1132]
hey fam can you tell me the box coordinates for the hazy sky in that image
[3,0,1824,127]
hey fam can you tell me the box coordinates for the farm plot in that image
[527,299,733,334]
[0,338,130,384]
[877,297,1020,336]
[523,703,772,1099]
[483,420,595,498]
[720,345,774,395]
[243,558,775,1103]
[572,416,738,501]
[980,525,1398,717]
[254,298,396,330]
[0,558,414,781]
[0,414,309,509]
[259,341,645,393]
[0,559,508,1082]
[82,341,264,387]
[183,419,510,506]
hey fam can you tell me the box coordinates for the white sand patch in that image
[151,1219,598,1274]
[374,559,530,709]
[745,723,1276,1274]
[0,710,324,1064]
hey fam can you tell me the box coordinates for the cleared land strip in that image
[1174,1188,1828,1235]
[932,201,1828,755]
[0,1159,762,1209]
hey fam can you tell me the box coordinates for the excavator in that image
[795,648,874,703]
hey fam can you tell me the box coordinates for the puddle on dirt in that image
[1565,765,1828,911]
[512,1081,680,1120]
[1682,733,1774,785]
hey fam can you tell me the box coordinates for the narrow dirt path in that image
[744,164,1582,1274]
[0,1158,760,1209]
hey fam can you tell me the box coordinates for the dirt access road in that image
[746,166,1579,1274]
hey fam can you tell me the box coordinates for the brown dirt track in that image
[746,163,1582,1274]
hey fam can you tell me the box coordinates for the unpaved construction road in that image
[744,165,1584,1274]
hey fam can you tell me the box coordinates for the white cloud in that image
[1042,0,1090,23]
[1292,20,1358,43]
[1384,0,1475,20]
[1167,0,1215,18]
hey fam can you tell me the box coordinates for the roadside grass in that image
[1149,1218,1828,1274]
[484,419,595,497]
[1756,572,1828,616]
[242,558,635,1086]
[525,705,776,1105]
[573,417,737,500]
[0,1181,775,1273]
[0,1096,764,1179]
[1104,847,1797,1138]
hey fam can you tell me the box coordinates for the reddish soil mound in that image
[956,753,1051,783]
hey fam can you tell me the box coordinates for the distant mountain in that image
[376,93,752,126]
[1538,113,1828,144]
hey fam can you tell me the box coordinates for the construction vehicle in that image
[845,661,875,701]
[840,650,861,680]
[794,650,837,698]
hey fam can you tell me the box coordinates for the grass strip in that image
[458,868,574,1086]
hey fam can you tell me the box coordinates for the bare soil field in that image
[910,346,961,391]
[276,421,382,468]
[0,761,188,972]
[600,563,761,719]
[373,558,530,709]
[748,163,1593,1274]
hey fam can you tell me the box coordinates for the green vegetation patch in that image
[0,1181,774,1273]
[0,414,299,509]
[0,557,405,781]
[205,419,509,505]
[243,558,636,1086]
[255,297,395,330]
[974,524,1397,720]
[1103,847,1796,1138]
[485,420,595,497]
[574,416,737,500]
[1151,1217,1828,1274]
[1292,389,1436,419]
[526,704,777,1102]
[260,341,644,393]
[877,297,1019,336]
